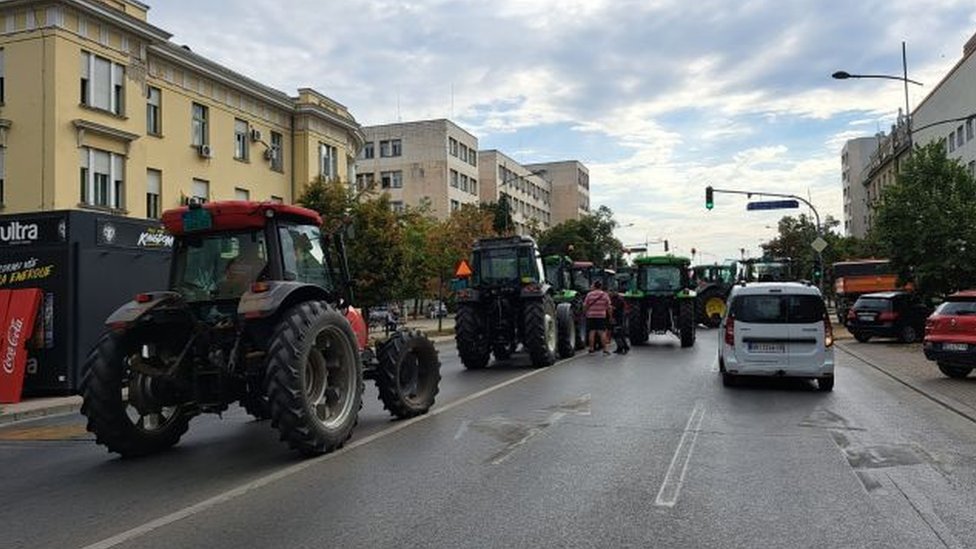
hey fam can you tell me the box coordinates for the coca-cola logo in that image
[0,221,39,245]
[2,317,23,374]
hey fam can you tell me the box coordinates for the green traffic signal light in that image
[705,186,714,210]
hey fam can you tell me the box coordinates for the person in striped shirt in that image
[583,280,613,354]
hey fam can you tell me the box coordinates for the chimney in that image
[965,30,976,57]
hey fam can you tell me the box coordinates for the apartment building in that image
[0,0,363,218]
[523,160,590,224]
[478,150,552,235]
[355,119,479,218]
[841,136,879,238]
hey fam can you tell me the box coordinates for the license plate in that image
[943,343,969,352]
[857,314,876,322]
[748,342,785,354]
[182,208,212,231]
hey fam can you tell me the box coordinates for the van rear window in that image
[854,298,891,311]
[731,294,825,324]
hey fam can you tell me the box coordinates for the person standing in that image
[609,289,630,354]
[583,280,612,355]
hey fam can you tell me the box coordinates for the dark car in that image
[924,290,976,378]
[846,291,931,343]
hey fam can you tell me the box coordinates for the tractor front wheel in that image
[697,289,726,328]
[456,304,491,369]
[524,297,557,368]
[556,302,576,359]
[81,330,192,458]
[679,299,696,348]
[375,330,441,419]
[266,301,363,456]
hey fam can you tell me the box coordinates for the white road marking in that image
[79,352,588,549]
[709,357,719,373]
[453,419,470,440]
[489,411,565,465]
[654,401,706,508]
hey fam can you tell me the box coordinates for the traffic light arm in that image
[707,187,821,231]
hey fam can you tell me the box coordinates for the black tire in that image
[627,301,648,344]
[938,362,973,379]
[455,303,491,369]
[80,331,192,458]
[523,296,557,368]
[679,299,696,348]
[572,295,586,350]
[852,331,871,343]
[898,324,920,344]
[375,329,441,419]
[818,376,834,392]
[556,302,576,359]
[266,301,364,456]
[697,288,725,328]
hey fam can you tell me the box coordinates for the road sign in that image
[455,259,473,278]
[811,237,828,253]
[746,200,800,211]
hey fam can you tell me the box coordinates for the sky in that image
[147,0,976,262]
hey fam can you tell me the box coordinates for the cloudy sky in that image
[149,0,976,261]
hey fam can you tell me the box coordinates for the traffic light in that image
[705,186,714,210]
[664,240,670,252]
[812,259,823,281]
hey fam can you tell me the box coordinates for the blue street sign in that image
[746,200,800,211]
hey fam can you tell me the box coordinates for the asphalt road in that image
[3,332,976,548]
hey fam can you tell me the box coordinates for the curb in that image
[0,399,82,426]
[837,342,976,425]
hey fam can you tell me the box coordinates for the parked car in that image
[718,282,834,391]
[924,290,976,378]
[846,291,931,343]
[369,305,399,330]
[427,301,448,319]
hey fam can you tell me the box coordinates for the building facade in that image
[523,160,589,224]
[0,0,362,219]
[861,121,910,232]
[841,136,879,238]
[478,149,552,234]
[354,119,479,218]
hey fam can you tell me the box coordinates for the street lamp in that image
[832,41,924,149]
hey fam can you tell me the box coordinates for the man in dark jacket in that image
[609,289,630,354]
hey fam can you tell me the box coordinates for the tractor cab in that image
[543,255,574,293]
[738,257,795,282]
[625,255,697,347]
[569,261,595,292]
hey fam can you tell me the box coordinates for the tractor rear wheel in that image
[572,294,586,350]
[375,330,441,419]
[81,330,192,458]
[524,296,557,368]
[679,299,696,348]
[627,301,648,344]
[556,302,576,359]
[456,304,491,369]
[266,301,363,456]
[697,288,726,328]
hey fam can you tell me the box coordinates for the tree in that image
[487,195,514,236]
[537,206,624,267]
[873,141,976,298]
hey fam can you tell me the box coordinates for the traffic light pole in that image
[707,187,824,292]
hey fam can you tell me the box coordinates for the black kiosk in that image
[0,210,171,396]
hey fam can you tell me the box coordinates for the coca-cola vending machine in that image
[0,210,172,396]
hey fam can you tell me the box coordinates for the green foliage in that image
[537,206,624,267]
[488,195,515,236]
[873,141,976,298]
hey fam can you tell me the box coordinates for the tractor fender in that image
[104,291,186,329]
[344,307,368,351]
[521,281,551,299]
[238,281,333,321]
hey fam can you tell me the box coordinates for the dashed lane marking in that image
[654,401,706,508]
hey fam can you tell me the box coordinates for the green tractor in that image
[692,263,737,328]
[625,255,697,347]
[455,236,575,369]
[738,257,795,282]
[544,255,586,350]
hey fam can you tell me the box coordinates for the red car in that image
[924,290,976,378]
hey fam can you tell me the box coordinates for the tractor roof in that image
[634,255,691,266]
[572,261,595,269]
[473,235,538,250]
[162,201,322,236]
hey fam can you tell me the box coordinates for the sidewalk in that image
[0,395,82,426]
[836,335,976,423]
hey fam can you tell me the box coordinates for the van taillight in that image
[724,316,735,346]
[878,311,900,322]
[823,312,834,348]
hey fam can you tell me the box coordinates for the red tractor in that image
[80,201,441,457]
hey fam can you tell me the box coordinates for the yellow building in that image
[0,0,363,218]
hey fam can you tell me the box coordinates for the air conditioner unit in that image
[263,148,275,161]
[197,144,212,158]
[250,128,262,142]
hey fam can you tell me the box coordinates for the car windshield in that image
[641,265,682,291]
[172,230,268,301]
[732,294,825,324]
[855,297,893,311]
[936,300,976,315]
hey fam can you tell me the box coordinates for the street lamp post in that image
[832,41,923,149]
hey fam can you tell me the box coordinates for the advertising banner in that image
[0,288,43,403]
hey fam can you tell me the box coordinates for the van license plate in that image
[943,343,968,352]
[748,343,785,353]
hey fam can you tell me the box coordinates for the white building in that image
[841,136,880,238]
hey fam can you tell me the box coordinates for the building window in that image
[80,51,125,115]
[79,147,125,209]
[191,103,209,146]
[390,200,404,213]
[379,139,401,158]
[191,178,209,203]
[235,187,250,201]
[970,161,976,177]
[949,132,956,153]
[146,86,161,135]
[450,169,459,188]
[361,141,374,159]
[270,131,283,171]
[449,137,458,157]
[391,139,402,157]
[355,172,375,190]
[146,169,161,218]
[319,143,338,178]
[470,178,477,195]
[381,170,402,189]
[451,199,460,212]
[459,144,468,162]
[968,119,974,142]
[460,174,469,192]
[234,119,249,161]
[0,49,5,104]
[469,149,476,167]
[957,126,965,149]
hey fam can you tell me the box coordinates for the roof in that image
[473,235,537,249]
[729,282,822,297]
[858,291,908,300]
[161,201,321,236]
[634,255,691,266]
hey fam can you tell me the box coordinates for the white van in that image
[718,282,835,391]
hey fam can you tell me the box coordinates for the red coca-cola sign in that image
[0,288,42,403]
